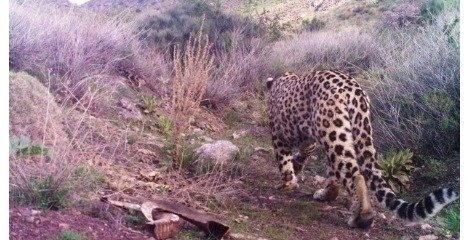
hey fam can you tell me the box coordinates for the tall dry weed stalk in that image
[171,21,215,168]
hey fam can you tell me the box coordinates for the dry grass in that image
[362,7,459,155]
[269,27,381,76]
[207,36,269,108]
[9,2,169,102]
[9,72,79,209]
[171,23,215,167]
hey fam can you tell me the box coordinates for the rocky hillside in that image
[9,0,460,239]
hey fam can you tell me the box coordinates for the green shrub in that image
[223,110,241,127]
[12,176,69,210]
[420,157,446,181]
[420,89,459,156]
[137,1,260,53]
[378,149,415,193]
[300,17,326,32]
[263,14,286,41]
[420,0,445,23]
[58,230,85,240]
[420,0,459,23]
[155,114,172,136]
[18,145,49,156]
[438,204,459,238]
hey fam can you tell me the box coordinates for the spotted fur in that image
[267,70,458,228]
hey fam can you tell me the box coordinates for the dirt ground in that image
[9,149,458,240]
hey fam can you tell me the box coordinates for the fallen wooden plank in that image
[101,197,230,239]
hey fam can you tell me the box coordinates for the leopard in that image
[266,69,459,228]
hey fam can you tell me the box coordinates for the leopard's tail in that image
[375,187,458,222]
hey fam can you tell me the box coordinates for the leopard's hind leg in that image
[316,115,375,228]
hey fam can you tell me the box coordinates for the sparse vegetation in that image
[420,157,447,181]
[57,230,85,240]
[73,165,107,192]
[300,17,326,32]
[141,95,158,114]
[125,210,147,225]
[439,204,460,238]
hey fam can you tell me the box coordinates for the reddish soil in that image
[9,202,153,240]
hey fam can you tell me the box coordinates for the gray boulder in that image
[195,140,239,166]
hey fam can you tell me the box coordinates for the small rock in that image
[313,175,326,184]
[330,238,339,240]
[193,128,204,134]
[418,235,438,240]
[119,98,134,110]
[118,98,142,120]
[268,196,276,201]
[378,212,386,220]
[59,223,70,229]
[295,227,307,232]
[320,205,337,211]
[232,130,248,139]
[420,223,433,232]
[254,147,271,154]
[25,216,35,223]
[201,136,213,142]
[31,210,41,215]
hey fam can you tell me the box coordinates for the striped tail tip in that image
[389,188,458,222]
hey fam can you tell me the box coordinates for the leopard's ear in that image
[266,77,275,90]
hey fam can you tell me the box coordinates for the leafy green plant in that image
[19,145,49,156]
[378,149,415,193]
[141,95,157,114]
[58,230,85,240]
[10,136,49,156]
